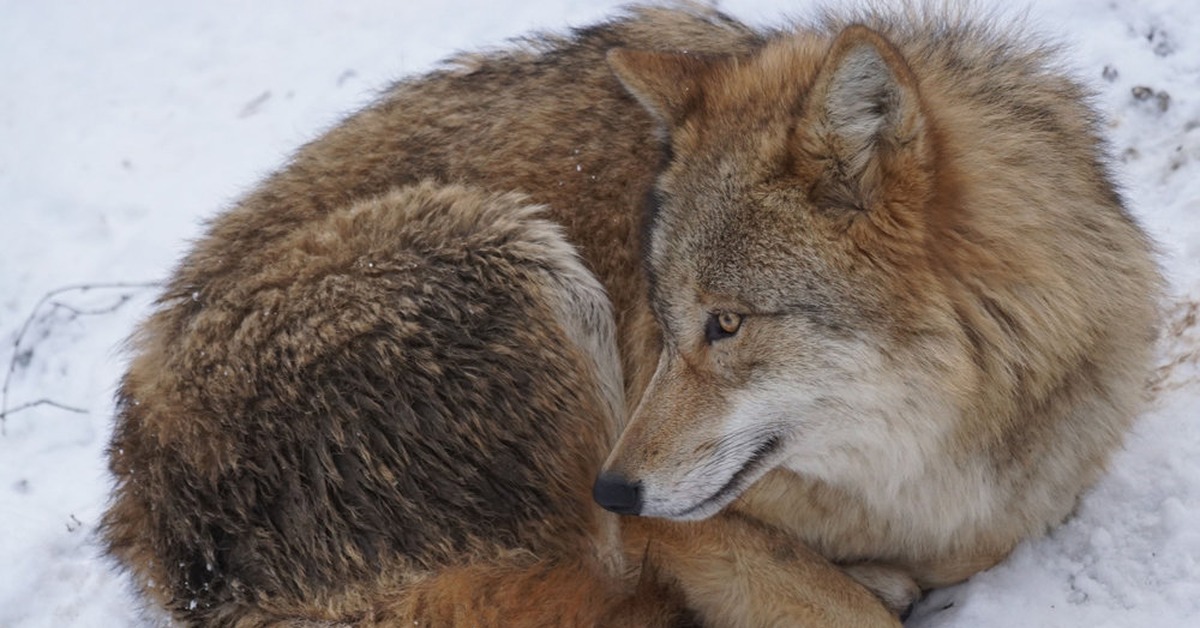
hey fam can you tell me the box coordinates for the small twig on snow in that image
[0,399,89,420]
[2,280,160,434]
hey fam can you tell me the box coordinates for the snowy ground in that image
[1,1,1197,626]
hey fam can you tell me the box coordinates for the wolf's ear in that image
[806,25,930,210]
[608,49,716,129]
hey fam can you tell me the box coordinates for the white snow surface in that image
[1,1,1197,626]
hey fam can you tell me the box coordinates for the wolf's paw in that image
[840,563,921,618]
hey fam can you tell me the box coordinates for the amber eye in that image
[705,312,743,343]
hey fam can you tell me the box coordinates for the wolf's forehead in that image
[654,175,808,260]
[696,242,813,297]
[666,222,823,303]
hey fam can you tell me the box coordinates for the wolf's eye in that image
[705,312,743,343]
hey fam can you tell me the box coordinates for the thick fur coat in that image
[103,4,1160,626]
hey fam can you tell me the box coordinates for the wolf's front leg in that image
[622,513,900,628]
[838,562,921,618]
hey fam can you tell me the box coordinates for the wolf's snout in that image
[592,471,642,515]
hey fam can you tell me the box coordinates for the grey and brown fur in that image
[103,2,1160,626]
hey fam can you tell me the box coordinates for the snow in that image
[1,1,1197,626]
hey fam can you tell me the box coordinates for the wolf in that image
[102,3,1160,626]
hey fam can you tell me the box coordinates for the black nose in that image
[592,472,642,515]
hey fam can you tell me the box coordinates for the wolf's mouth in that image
[674,434,783,519]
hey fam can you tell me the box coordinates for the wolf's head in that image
[595,25,974,520]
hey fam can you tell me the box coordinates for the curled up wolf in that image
[102,4,1161,626]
